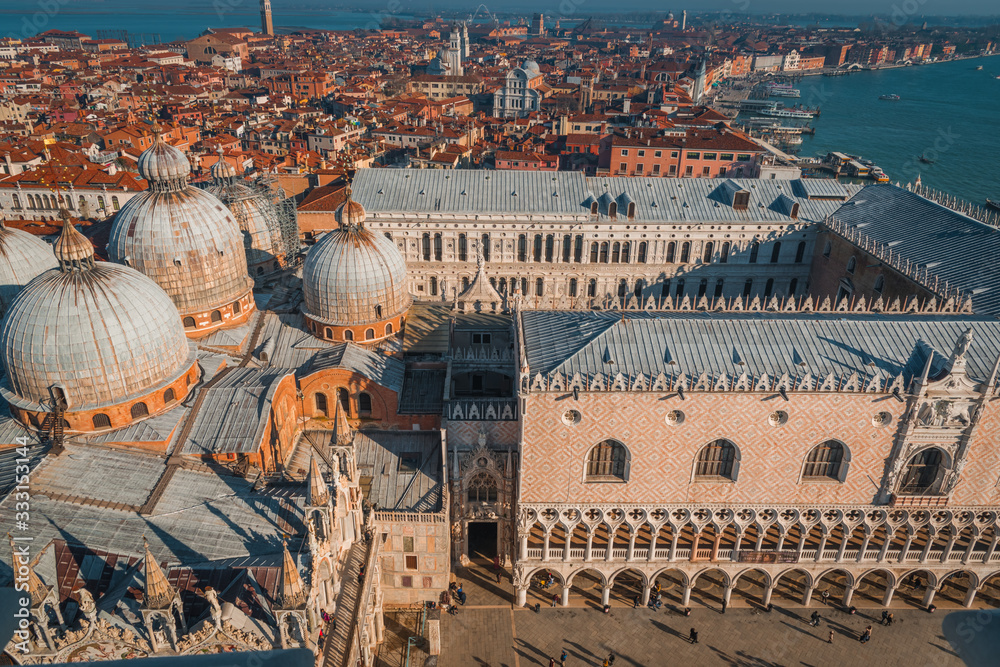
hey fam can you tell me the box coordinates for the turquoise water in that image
[2,1,414,42]
[793,55,1000,204]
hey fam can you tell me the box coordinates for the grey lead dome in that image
[0,221,58,314]
[302,195,411,327]
[108,127,252,316]
[0,225,192,413]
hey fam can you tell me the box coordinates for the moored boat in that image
[878,93,900,100]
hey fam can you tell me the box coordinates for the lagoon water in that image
[793,55,1000,204]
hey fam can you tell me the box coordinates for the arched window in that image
[770,242,782,263]
[374,304,382,318]
[467,472,498,503]
[823,240,832,258]
[749,241,760,264]
[590,201,598,216]
[617,279,628,298]
[430,276,438,295]
[899,448,946,495]
[675,279,685,297]
[794,241,806,263]
[802,440,845,481]
[535,278,544,296]
[743,279,753,297]
[590,242,599,263]
[458,233,467,261]
[256,266,264,275]
[714,279,724,298]
[545,234,554,262]
[517,234,527,262]
[846,256,856,274]
[25,194,33,208]
[422,233,431,260]
[337,388,350,415]
[702,241,714,263]
[385,322,393,335]
[433,233,442,261]
[78,195,85,210]
[764,278,774,299]
[324,327,333,339]
[874,274,885,294]
[365,328,375,340]
[611,242,621,263]
[627,202,636,219]
[574,235,584,262]
[97,196,105,210]
[112,196,120,211]
[12,194,20,208]
[92,414,112,430]
[608,201,618,219]
[637,241,647,263]
[210,310,222,323]
[314,392,328,417]
[182,316,196,329]
[599,242,609,263]
[789,278,798,296]
[695,439,738,480]
[344,329,354,341]
[481,233,491,261]
[532,234,542,262]
[163,388,176,404]
[680,242,690,263]
[131,402,149,419]
[585,439,630,481]
[569,278,578,297]
[719,241,730,264]
[358,392,373,416]
[587,278,597,297]
[233,300,241,314]
[698,278,708,298]
[562,234,572,262]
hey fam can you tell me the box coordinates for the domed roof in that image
[138,121,191,189]
[302,191,410,327]
[523,60,540,74]
[1,219,192,414]
[334,187,366,227]
[0,220,58,314]
[109,133,252,317]
[210,147,239,182]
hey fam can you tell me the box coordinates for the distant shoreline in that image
[794,53,995,77]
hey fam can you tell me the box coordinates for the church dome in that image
[0,215,195,432]
[109,129,254,335]
[523,60,540,74]
[302,190,410,341]
[0,221,58,315]
[209,148,239,182]
[138,122,191,189]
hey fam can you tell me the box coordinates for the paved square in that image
[439,605,965,667]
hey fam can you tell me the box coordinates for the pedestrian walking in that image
[860,625,872,644]
[548,658,555,667]
[828,630,834,644]
[887,612,894,626]
[689,628,698,644]
[607,653,615,665]
[721,598,727,614]
[633,594,641,608]
[496,570,503,584]
[457,585,466,605]
[493,555,501,572]
[551,593,559,607]
[809,611,820,627]
[602,659,609,667]
[821,590,830,605]
[358,564,365,583]
[560,648,568,666]
[881,610,889,625]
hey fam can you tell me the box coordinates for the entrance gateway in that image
[467,521,498,560]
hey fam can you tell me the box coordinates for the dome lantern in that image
[138,120,192,193]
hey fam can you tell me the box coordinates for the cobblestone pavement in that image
[440,604,966,667]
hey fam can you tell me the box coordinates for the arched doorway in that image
[773,569,809,604]
[651,569,687,606]
[609,568,645,606]
[938,571,974,608]
[854,569,891,605]
[732,568,769,607]
[690,568,728,608]
[896,569,932,608]
[979,572,1000,608]
[568,569,604,609]
[814,569,850,606]
[526,568,565,608]
[899,447,947,495]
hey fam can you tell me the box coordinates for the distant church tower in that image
[261,0,274,35]
[448,24,464,76]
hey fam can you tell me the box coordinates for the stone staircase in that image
[323,542,365,667]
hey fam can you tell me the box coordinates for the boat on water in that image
[758,107,815,119]
[879,94,900,101]
[975,65,984,70]
[919,154,934,164]
[987,198,1000,212]
[768,87,801,98]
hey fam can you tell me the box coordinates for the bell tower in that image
[261,0,274,35]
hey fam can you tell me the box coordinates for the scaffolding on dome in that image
[207,172,301,283]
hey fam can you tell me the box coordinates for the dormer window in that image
[733,190,750,211]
